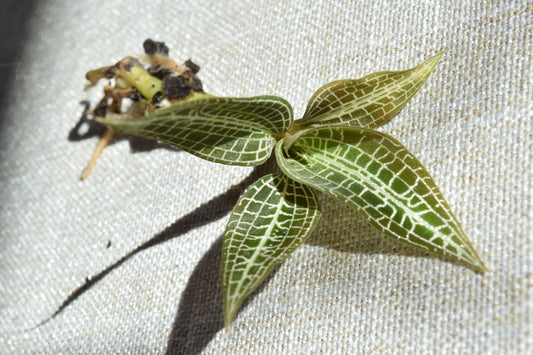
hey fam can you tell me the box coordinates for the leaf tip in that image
[458,243,488,274]
[223,298,240,328]
[95,116,116,129]
[469,254,489,274]
[95,116,132,136]
[422,49,446,72]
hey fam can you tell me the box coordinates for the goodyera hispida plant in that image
[82,39,486,326]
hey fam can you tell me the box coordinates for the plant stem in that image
[117,62,162,101]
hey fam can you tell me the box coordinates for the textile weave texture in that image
[0,0,531,353]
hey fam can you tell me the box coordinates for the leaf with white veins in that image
[222,172,321,326]
[295,51,444,129]
[276,126,486,272]
[98,96,293,166]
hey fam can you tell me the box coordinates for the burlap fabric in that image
[1,1,531,353]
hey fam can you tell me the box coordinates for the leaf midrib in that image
[296,143,478,264]
[231,180,287,307]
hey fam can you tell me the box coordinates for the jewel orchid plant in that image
[82,40,486,326]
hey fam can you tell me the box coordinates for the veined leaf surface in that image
[98,96,293,166]
[276,126,486,272]
[296,51,444,129]
[222,172,321,326]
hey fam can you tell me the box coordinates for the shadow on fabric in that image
[165,236,225,355]
[0,0,37,142]
[69,101,178,153]
[164,235,281,355]
[37,157,276,326]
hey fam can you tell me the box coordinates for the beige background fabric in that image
[1,0,531,353]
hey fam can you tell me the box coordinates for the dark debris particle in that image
[129,88,142,101]
[143,39,169,57]
[188,75,203,92]
[151,91,163,105]
[147,64,173,80]
[184,59,201,74]
[163,75,191,100]
[93,98,109,117]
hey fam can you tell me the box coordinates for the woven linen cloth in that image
[1,0,531,353]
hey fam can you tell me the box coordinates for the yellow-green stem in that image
[117,64,162,101]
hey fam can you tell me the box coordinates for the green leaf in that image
[276,126,486,272]
[222,172,321,326]
[295,51,444,129]
[98,96,293,166]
